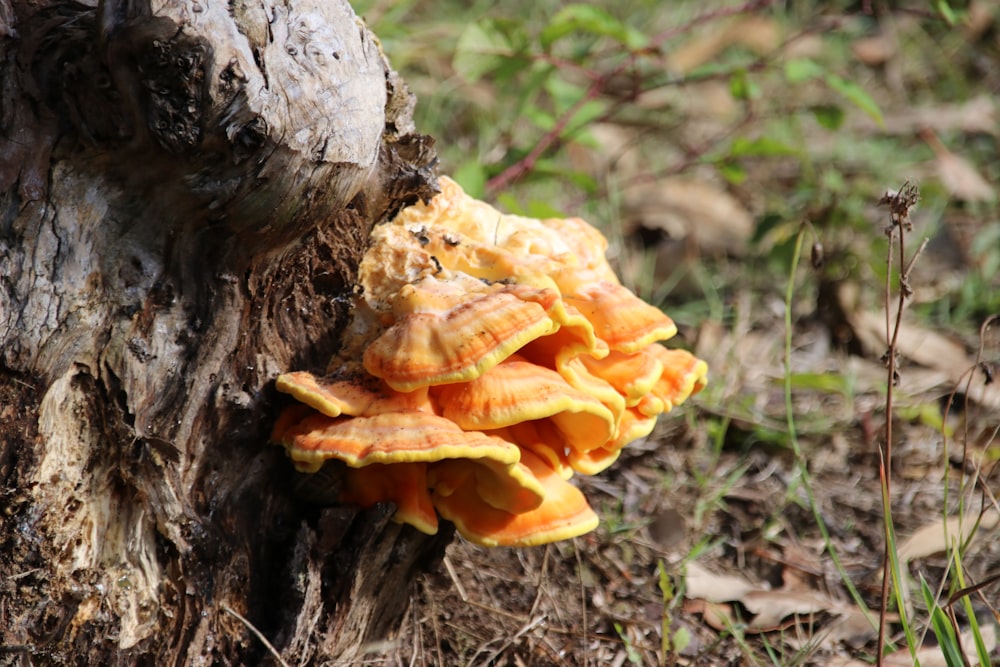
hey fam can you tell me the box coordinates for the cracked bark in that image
[0,1,449,664]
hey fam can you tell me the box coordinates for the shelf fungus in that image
[272,177,707,547]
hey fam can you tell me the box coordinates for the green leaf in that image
[523,104,557,132]
[784,58,824,83]
[717,161,746,184]
[729,135,798,157]
[542,77,609,139]
[787,372,852,394]
[729,70,761,101]
[452,161,486,199]
[935,0,958,25]
[544,77,587,113]
[453,19,527,83]
[512,63,556,117]
[811,104,845,130]
[541,4,647,50]
[495,192,526,216]
[672,627,691,655]
[824,74,884,126]
[613,622,644,666]
[921,578,965,667]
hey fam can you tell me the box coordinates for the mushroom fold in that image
[272,176,707,546]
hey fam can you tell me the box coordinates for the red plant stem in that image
[484,0,778,196]
[486,79,603,196]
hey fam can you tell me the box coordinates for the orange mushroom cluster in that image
[272,177,707,547]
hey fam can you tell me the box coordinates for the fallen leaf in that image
[965,1,996,41]
[897,508,1000,562]
[684,561,758,602]
[847,308,1000,410]
[622,177,754,257]
[881,622,997,666]
[742,588,833,630]
[667,17,780,74]
[853,33,896,66]
[683,598,735,632]
[684,560,880,648]
[922,128,996,203]
[852,96,998,137]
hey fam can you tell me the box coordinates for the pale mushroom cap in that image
[358,224,440,311]
[278,411,522,471]
[397,177,586,260]
[432,448,600,547]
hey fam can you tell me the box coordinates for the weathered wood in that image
[0,1,446,663]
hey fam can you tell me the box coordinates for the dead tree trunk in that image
[0,1,447,663]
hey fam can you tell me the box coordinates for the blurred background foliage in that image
[355,0,998,340]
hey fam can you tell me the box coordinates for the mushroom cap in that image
[339,462,439,535]
[271,175,708,547]
[567,406,659,474]
[429,456,545,515]
[392,176,621,292]
[358,223,440,312]
[567,281,677,353]
[567,443,623,476]
[431,448,600,547]
[538,353,627,425]
[363,273,560,392]
[433,355,616,453]
[646,344,709,409]
[579,349,664,408]
[519,309,609,371]
[275,369,434,418]
[276,411,521,472]
[498,421,575,480]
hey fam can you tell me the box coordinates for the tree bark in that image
[0,1,447,664]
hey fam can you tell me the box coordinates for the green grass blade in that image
[920,576,965,667]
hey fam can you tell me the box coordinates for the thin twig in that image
[221,604,291,667]
[422,576,445,667]
[573,539,588,667]
[443,554,469,603]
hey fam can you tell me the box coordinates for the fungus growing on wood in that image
[272,176,707,546]
[430,449,600,548]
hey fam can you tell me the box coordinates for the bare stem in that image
[876,182,922,665]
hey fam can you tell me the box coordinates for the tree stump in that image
[0,1,447,663]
